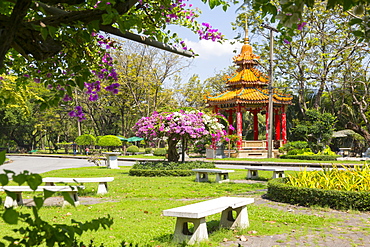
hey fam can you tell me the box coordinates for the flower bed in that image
[267,178,370,211]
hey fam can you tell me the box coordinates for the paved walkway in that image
[2,155,135,175]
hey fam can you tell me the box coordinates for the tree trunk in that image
[167,138,179,162]
[346,122,370,146]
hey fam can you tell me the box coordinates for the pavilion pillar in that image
[282,106,287,144]
[275,109,281,141]
[236,105,243,150]
[253,110,259,140]
[228,110,234,135]
[213,106,219,114]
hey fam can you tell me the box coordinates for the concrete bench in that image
[0,185,84,208]
[163,197,254,244]
[192,169,234,183]
[245,166,287,179]
[42,177,114,195]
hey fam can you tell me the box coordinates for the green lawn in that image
[0,167,341,246]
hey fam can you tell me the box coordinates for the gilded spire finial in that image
[244,14,249,44]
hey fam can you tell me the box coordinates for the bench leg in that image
[215,173,230,183]
[172,217,208,244]
[246,170,259,179]
[195,172,209,182]
[4,192,23,208]
[62,192,80,207]
[97,182,108,195]
[272,171,285,179]
[220,206,250,229]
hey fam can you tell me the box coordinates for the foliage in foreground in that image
[0,151,114,246]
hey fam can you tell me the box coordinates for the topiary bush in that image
[97,135,122,151]
[129,161,215,177]
[126,145,139,154]
[144,148,152,154]
[267,178,370,211]
[153,148,167,156]
[75,134,96,146]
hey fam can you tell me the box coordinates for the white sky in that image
[168,2,245,82]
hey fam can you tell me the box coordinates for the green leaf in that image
[27,174,42,190]
[326,0,337,9]
[47,26,57,37]
[343,0,354,11]
[33,196,44,209]
[352,30,364,37]
[61,192,75,207]
[3,208,19,224]
[0,174,9,186]
[348,18,362,26]
[40,27,49,40]
[43,189,55,199]
[0,150,5,165]
[304,0,315,7]
[102,13,113,25]
[40,102,48,111]
[209,0,217,9]
[13,173,27,185]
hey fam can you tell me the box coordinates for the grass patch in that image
[0,166,340,246]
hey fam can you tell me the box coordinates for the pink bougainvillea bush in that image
[133,109,229,162]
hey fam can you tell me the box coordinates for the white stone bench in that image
[192,169,234,183]
[245,166,287,179]
[42,177,114,194]
[163,197,254,244]
[0,186,84,208]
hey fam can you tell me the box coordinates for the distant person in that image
[72,143,77,155]
[85,147,89,155]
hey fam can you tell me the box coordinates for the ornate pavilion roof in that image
[206,18,292,108]
[206,87,292,106]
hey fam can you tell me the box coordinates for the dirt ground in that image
[22,183,370,247]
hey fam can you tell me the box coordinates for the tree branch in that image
[0,0,32,68]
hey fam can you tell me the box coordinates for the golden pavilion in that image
[206,21,292,158]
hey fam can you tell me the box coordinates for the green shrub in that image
[75,134,96,146]
[153,148,167,156]
[128,169,193,177]
[127,145,139,153]
[319,145,337,156]
[280,154,340,160]
[286,165,370,191]
[267,178,370,211]
[129,161,215,177]
[279,141,309,154]
[97,135,122,151]
[144,148,152,154]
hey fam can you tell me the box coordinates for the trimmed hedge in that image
[267,178,370,211]
[279,154,340,161]
[129,161,215,177]
[129,169,193,177]
[153,148,167,156]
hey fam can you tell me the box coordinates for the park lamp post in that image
[261,23,278,158]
